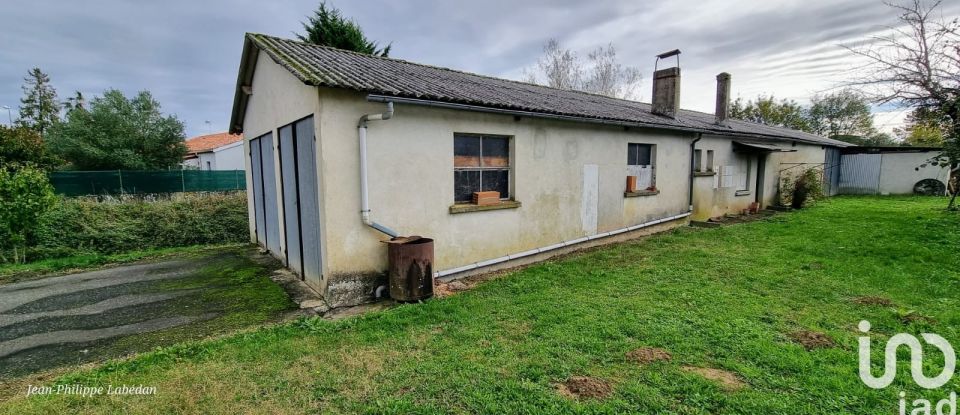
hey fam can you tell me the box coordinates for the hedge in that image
[28,192,249,261]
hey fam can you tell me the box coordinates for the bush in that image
[0,165,57,263]
[779,168,824,209]
[28,192,249,261]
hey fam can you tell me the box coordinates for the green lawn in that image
[2,197,958,414]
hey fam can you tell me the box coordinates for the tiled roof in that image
[235,33,850,147]
[185,132,242,154]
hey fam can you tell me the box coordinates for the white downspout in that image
[358,102,399,238]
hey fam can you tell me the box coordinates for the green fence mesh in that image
[49,170,246,196]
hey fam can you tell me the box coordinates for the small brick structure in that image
[472,191,501,206]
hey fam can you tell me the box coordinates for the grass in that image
[0,244,246,285]
[1,196,958,414]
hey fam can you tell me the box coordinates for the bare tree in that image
[582,44,643,100]
[845,0,959,208]
[524,39,643,100]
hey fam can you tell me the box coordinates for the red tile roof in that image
[185,132,242,154]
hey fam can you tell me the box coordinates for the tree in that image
[17,67,60,136]
[831,132,898,146]
[844,0,959,208]
[524,39,643,100]
[896,107,947,146]
[47,89,187,170]
[0,165,56,263]
[729,95,812,132]
[63,91,86,114]
[0,125,59,169]
[297,1,391,56]
[808,90,878,139]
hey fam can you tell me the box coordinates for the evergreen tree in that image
[17,68,60,136]
[297,2,391,57]
[63,91,86,114]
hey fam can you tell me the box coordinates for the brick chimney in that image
[651,67,681,118]
[715,72,731,125]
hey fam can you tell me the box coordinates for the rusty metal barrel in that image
[385,236,434,302]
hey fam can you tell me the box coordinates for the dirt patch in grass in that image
[434,281,470,297]
[554,376,612,400]
[682,366,746,391]
[853,296,895,307]
[626,347,672,364]
[901,311,936,325]
[788,330,835,350]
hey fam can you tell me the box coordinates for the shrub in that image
[28,192,249,261]
[0,125,60,169]
[0,165,57,263]
[779,168,824,209]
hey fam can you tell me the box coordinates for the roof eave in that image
[228,35,260,135]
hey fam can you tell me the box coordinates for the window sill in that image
[449,200,522,214]
[735,190,752,197]
[624,190,660,198]
[693,171,716,177]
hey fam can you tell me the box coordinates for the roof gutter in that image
[366,95,702,135]
[366,94,842,147]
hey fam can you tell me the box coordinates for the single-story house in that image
[229,33,852,306]
[183,132,245,170]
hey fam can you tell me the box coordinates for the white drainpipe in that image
[435,211,691,279]
[358,102,398,238]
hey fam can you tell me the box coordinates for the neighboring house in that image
[183,132,245,170]
[229,33,851,306]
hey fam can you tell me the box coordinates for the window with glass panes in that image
[453,134,510,203]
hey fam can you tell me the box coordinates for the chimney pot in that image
[715,72,731,124]
[651,67,681,118]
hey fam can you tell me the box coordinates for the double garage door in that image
[249,116,322,286]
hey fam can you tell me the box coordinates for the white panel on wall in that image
[721,165,736,188]
[581,164,599,236]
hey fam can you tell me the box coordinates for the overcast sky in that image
[1,0,958,138]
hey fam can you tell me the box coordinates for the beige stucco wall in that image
[316,88,693,279]
[240,51,840,298]
[877,151,950,195]
[691,136,827,221]
[241,50,326,288]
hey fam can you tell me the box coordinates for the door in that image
[839,153,881,194]
[295,117,322,286]
[249,136,266,247]
[279,125,302,276]
[824,147,842,196]
[260,135,282,257]
[276,116,322,285]
[755,155,766,206]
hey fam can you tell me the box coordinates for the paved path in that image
[0,257,221,378]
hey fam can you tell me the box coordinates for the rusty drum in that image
[385,236,434,302]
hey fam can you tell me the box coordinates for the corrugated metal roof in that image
[232,33,851,147]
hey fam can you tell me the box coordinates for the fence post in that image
[118,170,124,195]
[235,170,240,190]
[181,169,186,193]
